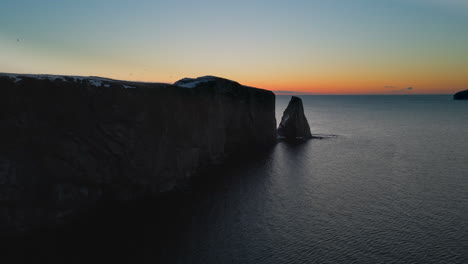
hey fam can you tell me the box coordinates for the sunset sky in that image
[1,0,467,94]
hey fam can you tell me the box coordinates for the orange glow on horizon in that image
[243,79,467,95]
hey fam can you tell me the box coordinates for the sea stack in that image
[454,90,468,100]
[277,96,312,140]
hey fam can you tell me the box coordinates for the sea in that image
[166,95,468,264]
[9,95,468,264]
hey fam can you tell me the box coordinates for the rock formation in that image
[277,96,312,139]
[454,90,468,100]
[0,73,276,231]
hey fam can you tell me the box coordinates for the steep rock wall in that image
[0,74,276,231]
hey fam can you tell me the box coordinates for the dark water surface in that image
[7,95,468,263]
[170,95,468,263]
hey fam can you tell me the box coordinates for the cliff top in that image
[0,73,256,90]
[0,72,169,88]
[174,76,240,88]
[0,73,275,96]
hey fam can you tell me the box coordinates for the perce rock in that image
[0,73,276,231]
[454,90,468,100]
[277,96,312,139]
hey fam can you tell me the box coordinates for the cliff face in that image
[0,74,276,231]
[454,90,468,100]
[277,96,312,139]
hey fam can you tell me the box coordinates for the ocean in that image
[8,95,468,263]
[169,95,468,263]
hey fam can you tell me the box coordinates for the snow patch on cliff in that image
[173,76,219,88]
[0,73,145,88]
[89,79,103,87]
[0,73,113,87]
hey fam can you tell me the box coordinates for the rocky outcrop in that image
[454,90,468,100]
[0,73,276,231]
[277,96,312,139]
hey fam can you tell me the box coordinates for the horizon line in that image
[0,72,462,96]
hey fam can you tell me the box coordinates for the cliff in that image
[454,90,468,100]
[277,96,312,139]
[0,73,276,231]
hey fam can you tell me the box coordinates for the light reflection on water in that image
[172,95,468,263]
[8,95,467,263]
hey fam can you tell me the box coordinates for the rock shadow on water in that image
[277,134,338,144]
[0,146,278,264]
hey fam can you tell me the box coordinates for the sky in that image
[1,0,467,94]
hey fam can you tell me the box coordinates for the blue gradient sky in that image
[1,0,467,94]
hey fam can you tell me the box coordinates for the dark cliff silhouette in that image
[0,73,276,231]
[277,96,312,139]
[454,89,468,100]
